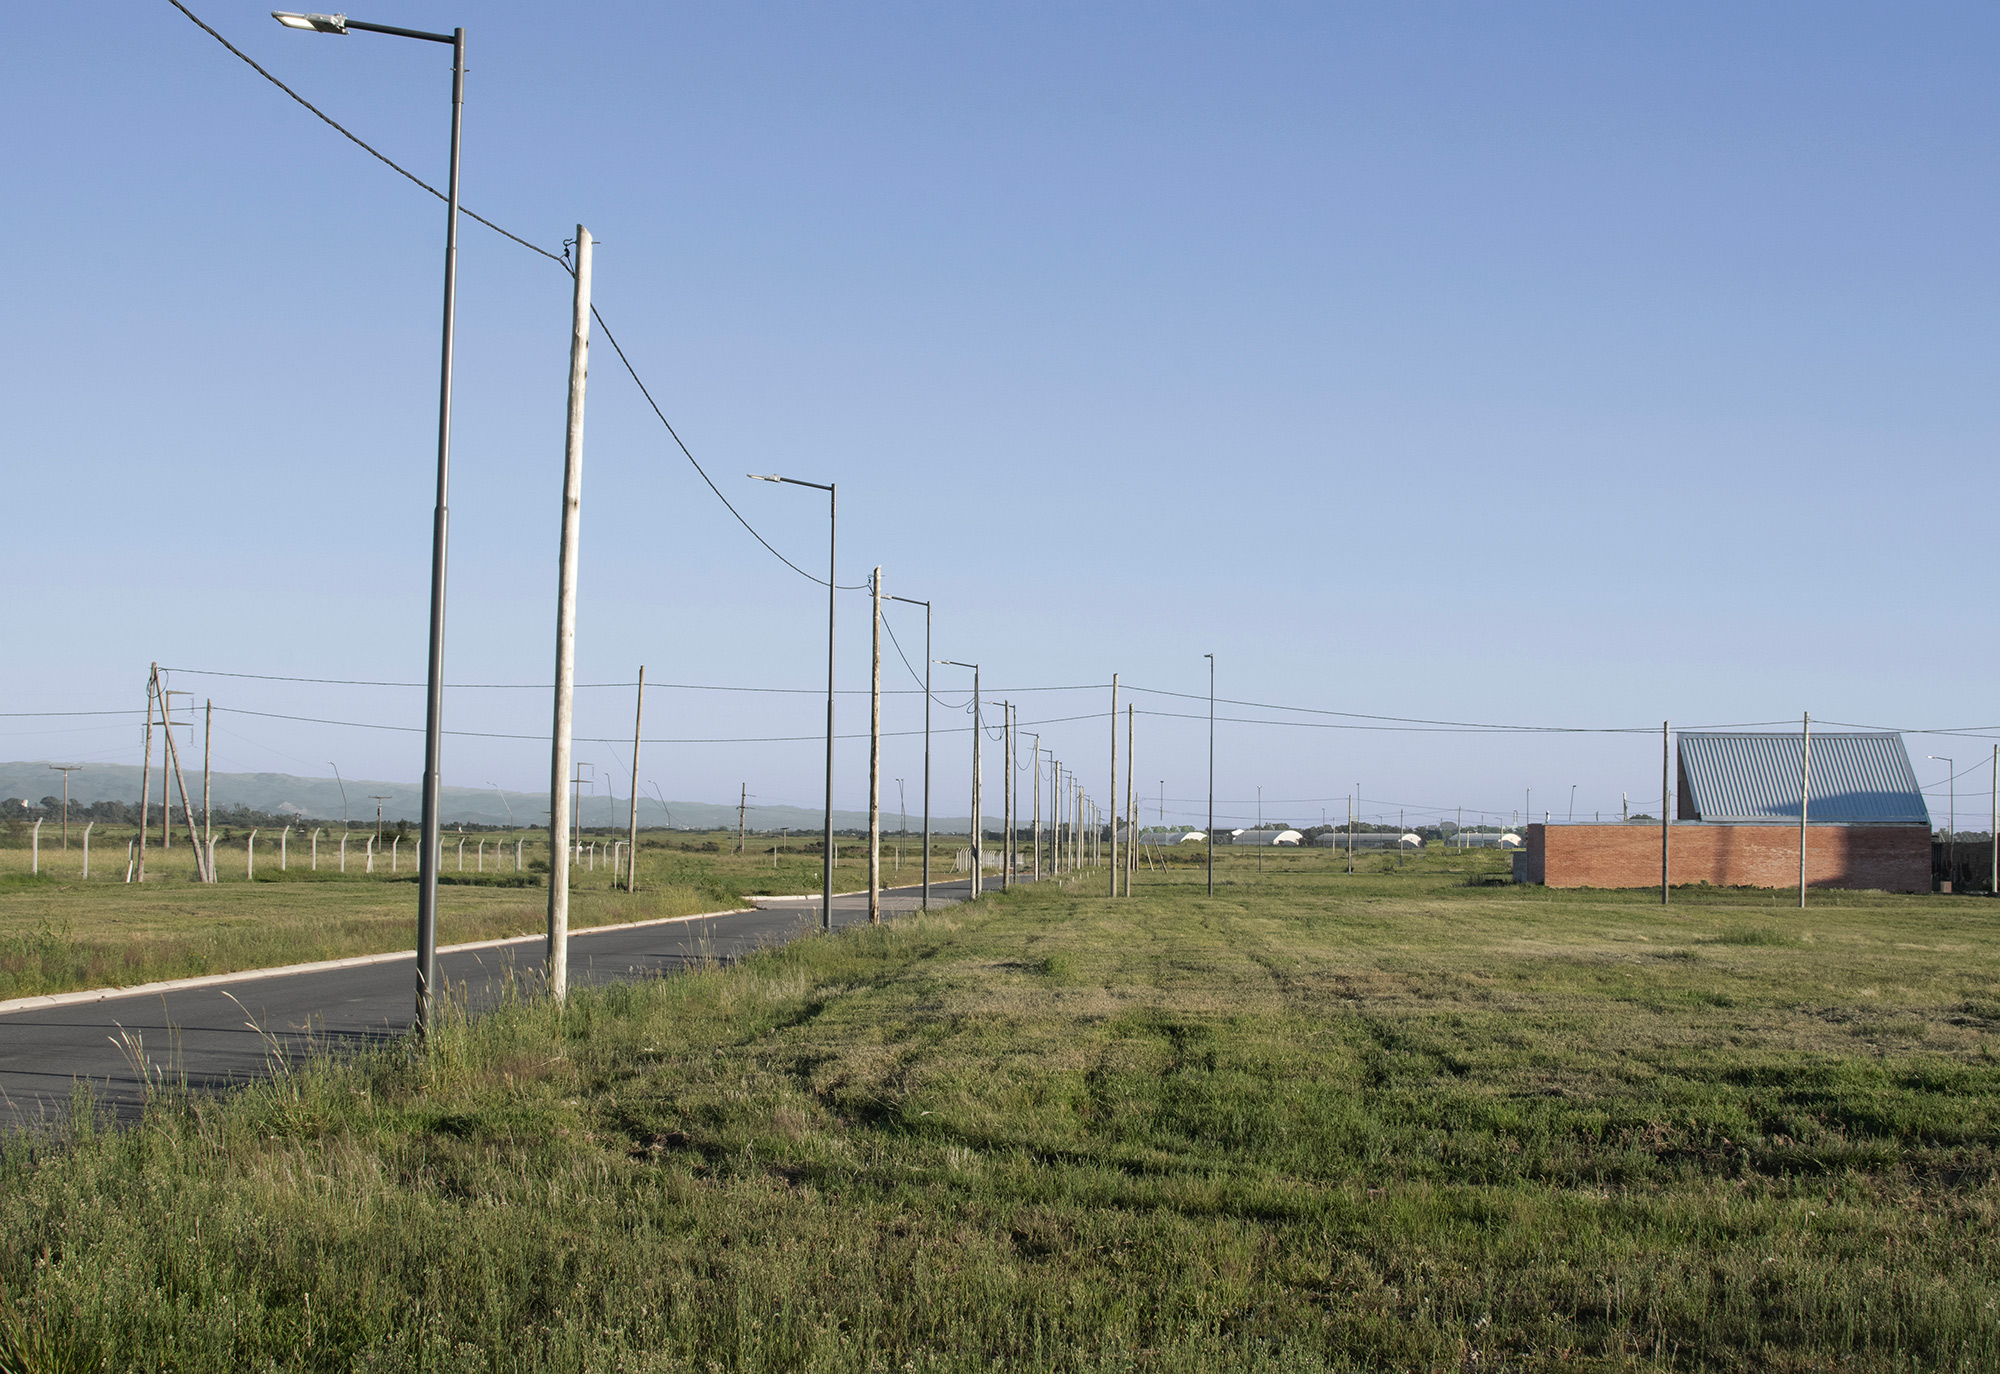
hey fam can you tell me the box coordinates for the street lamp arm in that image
[346,17,456,42]
[273,12,456,42]
[748,473,834,492]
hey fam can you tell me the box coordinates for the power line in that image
[1127,685,1794,735]
[163,0,858,591]
[163,0,563,267]
[156,664,1097,696]
[585,306,868,591]
[209,704,1104,746]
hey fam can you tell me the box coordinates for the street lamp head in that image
[273,11,349,33]
[748,472,781,482]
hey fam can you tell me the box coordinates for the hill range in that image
[0,761,992,834]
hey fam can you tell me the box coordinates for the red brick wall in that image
[1525,823,1930,893]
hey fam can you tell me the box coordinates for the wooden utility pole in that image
[202,700,214,861]
[1076,781,1084,872]
[1031,738,1042,881]
[869,568,882,924]
[1049,762,1060,875]
[1108,674,1119,896]
[1661,721,1671,906]
[162,717,210,883]
[159,686,174,852]
[1798,711,1811,909]
[627,666,644,892]
[138,666,157,882]
[738,784,749,855]
[545,223,593,1006]
[49,764,80,849]
[997,703,1010,892]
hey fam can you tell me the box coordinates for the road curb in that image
[0,903,760,1018]
[0,879,961,1019]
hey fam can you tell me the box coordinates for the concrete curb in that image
[0,904,759,1018]
[0,879,958,1019]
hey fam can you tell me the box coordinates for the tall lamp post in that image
[887,594,932,909]
[1204,653,1215,897]
[1930,755,1955,889]
[940,661,980,900]
[750,474,837,930]
[275,9,465,1037]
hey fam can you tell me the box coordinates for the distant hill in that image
[0,760,993,833]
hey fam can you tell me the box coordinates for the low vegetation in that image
[0,832,943,1000]
[4,854,1997,1370]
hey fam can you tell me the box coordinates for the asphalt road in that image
[0,876,996,1131]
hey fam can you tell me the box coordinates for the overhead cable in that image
[213,704,1104,746]
[164,0,858,590]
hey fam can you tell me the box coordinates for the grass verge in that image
[0,835,938,1000]
[4,866,1999,1370]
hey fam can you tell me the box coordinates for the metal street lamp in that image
[1204,653,1214,897]
[939,661,981,900]
[277,8,465,1038]
[887,594,931,909]
[1930,755,1956,887]
[749,473,837,931]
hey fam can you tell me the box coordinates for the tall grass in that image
[4,871,1999,1370]
[0,834,933,1001]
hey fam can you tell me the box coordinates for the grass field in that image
[0,829,954,1001]
[5,851,1997,1370]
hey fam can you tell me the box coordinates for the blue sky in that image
[3,2,1994,830]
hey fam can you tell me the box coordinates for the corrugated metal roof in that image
[1678,732,1929,825]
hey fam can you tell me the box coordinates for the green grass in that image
[5,855,1998,1370]
[0,830,949,1000]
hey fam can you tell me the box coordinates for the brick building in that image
[1524,731,1931,892]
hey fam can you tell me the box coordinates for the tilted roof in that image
[1677,731,1929,825]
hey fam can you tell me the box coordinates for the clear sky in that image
[4,2,1995,831]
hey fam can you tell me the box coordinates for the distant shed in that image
[1524,731,1931,892]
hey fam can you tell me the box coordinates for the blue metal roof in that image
[1677,732,1929,825]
